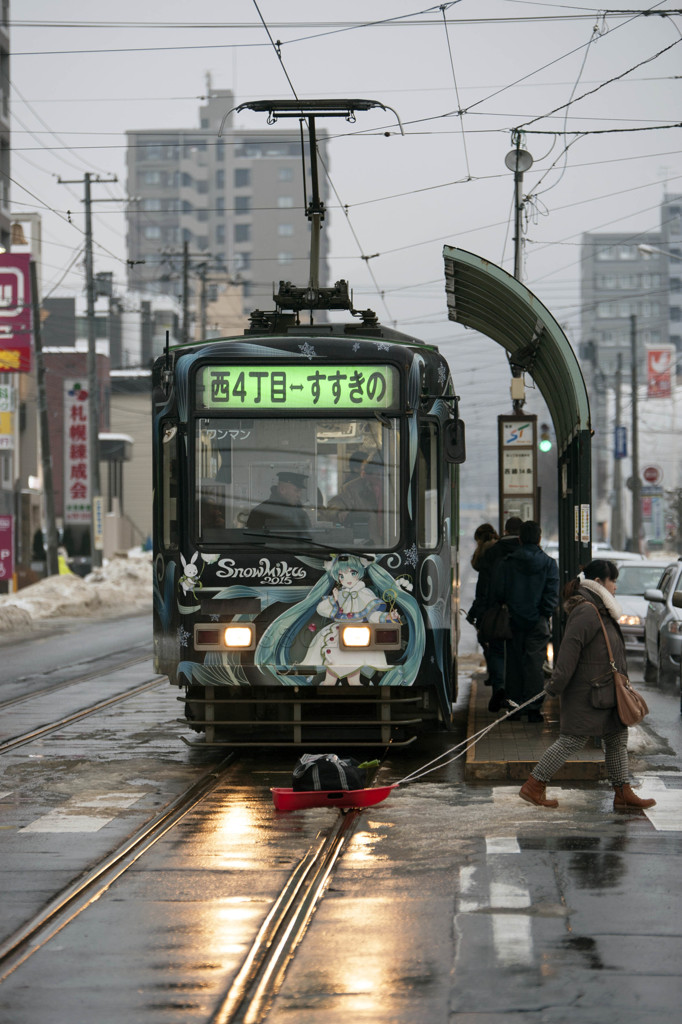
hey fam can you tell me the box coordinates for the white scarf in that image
[580,578,623,621]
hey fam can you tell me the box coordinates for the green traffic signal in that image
[539,423,552,452]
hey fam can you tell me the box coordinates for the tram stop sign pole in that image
[498,413,538,531]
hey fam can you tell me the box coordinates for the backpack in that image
[292,753,366,792]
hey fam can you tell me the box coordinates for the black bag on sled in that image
[292,753,366,792]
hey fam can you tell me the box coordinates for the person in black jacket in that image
[491,520,559,720]
[467,517,522,712]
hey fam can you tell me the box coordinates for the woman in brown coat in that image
[519,559,657,811]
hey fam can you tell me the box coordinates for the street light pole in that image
[612,353,624,550]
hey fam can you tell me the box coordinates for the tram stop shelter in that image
[443,245,592,584]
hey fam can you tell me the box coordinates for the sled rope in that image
[394,690,546,786]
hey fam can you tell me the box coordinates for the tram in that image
[151,100,466,747]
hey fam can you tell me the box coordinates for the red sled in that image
[271,784,397,811]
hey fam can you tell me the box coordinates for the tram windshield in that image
[195,415,401,550]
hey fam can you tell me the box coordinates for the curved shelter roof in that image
[443,244,592,582]
[443,245,590,456]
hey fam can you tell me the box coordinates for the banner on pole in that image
[0,255,32,373]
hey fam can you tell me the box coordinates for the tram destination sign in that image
[198,363,399,411]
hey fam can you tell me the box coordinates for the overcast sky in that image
[10,1,682,521]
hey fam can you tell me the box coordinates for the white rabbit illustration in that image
[179,551,201,595]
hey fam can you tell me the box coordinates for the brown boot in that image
[613,784,656,811]
[519,776,559,808]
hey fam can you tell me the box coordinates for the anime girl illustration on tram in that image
[256,553,425,688]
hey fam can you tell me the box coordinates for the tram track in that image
[0,646,153,711]
[0,674,167,754]
[211,809,361,1024]
[0,752,238,982]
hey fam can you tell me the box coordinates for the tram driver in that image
[246,471,312,534]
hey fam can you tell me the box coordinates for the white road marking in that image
[456,836,534,967]
[19,791,143,833]
[486,836,520,855]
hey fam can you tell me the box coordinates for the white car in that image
[615,559,669,651]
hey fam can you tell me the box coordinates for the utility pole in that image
[630,314,642,553]
[611,353,624,550]
[182,240,189,343]
[30,261,59,577]
[58,172,117,568]
[504,133,533,283]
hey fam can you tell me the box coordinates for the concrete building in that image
[580,195,680,547]
[125,85,329,318]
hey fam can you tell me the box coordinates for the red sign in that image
[0,514,13,580]
[0,255,32,373]
[642,465,662,485]
[647,347,674,399]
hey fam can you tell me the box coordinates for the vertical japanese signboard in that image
[0,383,14,450]
[0,514,13,581]
[498,414,537,528]
[647,347,674,399]
[63,379,91,524]
[0,254,32,373]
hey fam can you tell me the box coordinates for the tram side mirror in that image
[673,591,682,609]
[444,419,466,464]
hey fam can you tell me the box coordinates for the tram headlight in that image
[223,625,255,649]
[341,625,372,648]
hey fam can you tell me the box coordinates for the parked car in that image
[644,557,682,685]
[614,559,669,651]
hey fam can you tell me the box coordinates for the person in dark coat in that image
[519,559,657,811]
[246,472,312,534]
[467,517,522,712]
[491,520,559,719]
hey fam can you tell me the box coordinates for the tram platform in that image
[464,664,606,782]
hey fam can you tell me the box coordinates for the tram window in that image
[193,416,401,549]
[161,424,179,550]
[418,421,440,549]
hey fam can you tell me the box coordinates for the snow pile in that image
[0,551,153,632]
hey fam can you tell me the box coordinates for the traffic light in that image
[539,423,552,453]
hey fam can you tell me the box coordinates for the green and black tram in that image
[152,314,465,746]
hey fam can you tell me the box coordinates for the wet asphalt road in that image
[0,612,681,1023]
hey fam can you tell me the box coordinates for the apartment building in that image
[125,87,329,317]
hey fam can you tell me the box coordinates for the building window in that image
[142,198,162,211]
[216,169,225,190]
[235,224,251,243]
[234,252,251,271]
[216,141,225,162]
[216,197,224,213]
[144,226,161,240]
[235,195,251,213]
[235,168,251,188]
[278,224,294,237]
[216,225,225,244]
[278,252,293,264]
[277,196,294,208]
[196,180,209,194]
[278,168,294,182]
[143,171,162,185]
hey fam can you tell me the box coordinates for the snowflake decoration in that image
[352,342,360,352]
[403,543,418,568]
[177,625,191,647]
[299,341,317,360]
[210,613,220,622]
[376,341,390,352]
[438,364,448,386]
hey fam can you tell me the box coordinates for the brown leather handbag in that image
[592,607,649,726]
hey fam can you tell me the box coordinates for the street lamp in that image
[505,138,533,282]
[638,243,682,261]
